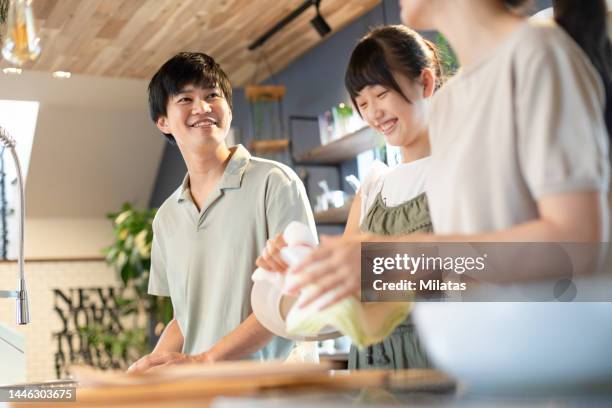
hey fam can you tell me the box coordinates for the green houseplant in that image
[0,0,7,47]
[435,33,459,77]
[101,203,173,356]
[0,0,7,25]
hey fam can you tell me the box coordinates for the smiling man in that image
[128,52,315,372]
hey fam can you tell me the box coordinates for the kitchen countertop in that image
[8,385,612,408]
[5,370,612,408]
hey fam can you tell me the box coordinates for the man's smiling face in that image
[156,84,232,149]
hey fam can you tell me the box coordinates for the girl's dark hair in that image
[504,0,530,7]
[345,25,444,111]
[552,0,612,136]
[148,52,233,145]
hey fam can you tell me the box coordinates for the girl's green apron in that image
[349,190,433,370]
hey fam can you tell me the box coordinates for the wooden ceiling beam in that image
[2,0,381,86]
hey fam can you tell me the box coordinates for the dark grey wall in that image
[148,139,186,206]
[260,1,400,155]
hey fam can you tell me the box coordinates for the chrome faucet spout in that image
[0,126,29,325]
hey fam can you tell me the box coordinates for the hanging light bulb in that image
[1,0,40,66]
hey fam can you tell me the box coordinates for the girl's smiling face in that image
[354,70,432,149]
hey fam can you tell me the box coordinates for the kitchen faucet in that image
[0,126,29,325]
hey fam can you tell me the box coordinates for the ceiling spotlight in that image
[248,0,332,51]
[52,71,71,79]
[2,67,22,75]
[310,9,331,37]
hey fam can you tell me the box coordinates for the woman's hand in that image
[255,233,289,273]
[285,234,367,310]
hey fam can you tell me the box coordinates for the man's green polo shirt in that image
[148,144,316,360]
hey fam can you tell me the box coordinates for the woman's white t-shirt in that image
[359,157,432,226]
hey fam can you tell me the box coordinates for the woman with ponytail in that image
[340,25,441,370]
[257,25,443,370]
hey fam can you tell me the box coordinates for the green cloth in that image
[350,191,433,370]
[286,295,412,349]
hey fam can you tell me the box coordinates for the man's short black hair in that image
[148,52,233,144]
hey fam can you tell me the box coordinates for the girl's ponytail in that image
[423,39,445,90]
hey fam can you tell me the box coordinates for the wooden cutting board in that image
[10,363,455,408]
[387,369,456,393]
[71,360,335,387]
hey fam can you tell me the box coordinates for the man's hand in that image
[127,351,213,374]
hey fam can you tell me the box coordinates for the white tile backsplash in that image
[0,260,130,382]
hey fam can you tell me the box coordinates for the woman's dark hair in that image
[148,52,233,145]
[506,0,611,135]
[345,25,444,112]
[552,0,612,136]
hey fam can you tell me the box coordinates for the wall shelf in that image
[294,126,382,165]
[286,117,374,227]
[313,201,352,225]
[245,85,286,102]
[250,139,289,154]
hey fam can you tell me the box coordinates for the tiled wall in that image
[0,260,136,382]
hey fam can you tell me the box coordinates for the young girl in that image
[288,0,609,305]
[256,25,443,370]
[341,25,441,370]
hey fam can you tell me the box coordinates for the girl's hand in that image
[256,233,289,273]
[285,234,367,310]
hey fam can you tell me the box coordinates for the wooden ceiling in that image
[0,0,381,86]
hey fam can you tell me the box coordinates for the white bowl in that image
[413,300,612,390]
[251,278,340,342]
